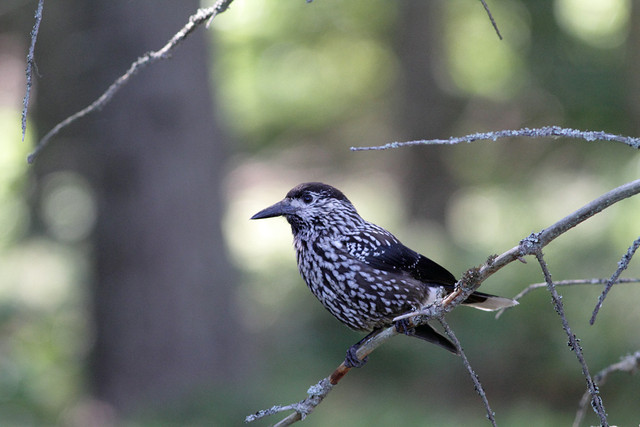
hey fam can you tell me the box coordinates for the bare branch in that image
[534,251,608,426]
[26,0,235,164]
[573,351,640,427]
[22,0,44,142]
[590,236,640,325]
[350,126,640,151]
[495,278,640,319]
[245,378,333,425]
[478,0,502,40]
[439,318,496,426]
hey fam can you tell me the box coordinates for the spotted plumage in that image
[251,182,516,366]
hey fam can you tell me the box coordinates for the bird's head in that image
[251,182,359,235]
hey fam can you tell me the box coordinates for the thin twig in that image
[478,0,502,40]
[573,351,640,427]
[590,236,640,325]
[22,0,44,142]
[439,318,496,426]
[245,378,333,426]
[534,252,608,426]
[26,0,235,163]
[350,126,640,151]
[495,278,640,319]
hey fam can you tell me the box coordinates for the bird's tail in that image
[406,323,459,355]
[462,290,518,311]
[403,291,516,354]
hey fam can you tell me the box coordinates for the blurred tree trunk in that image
[33,0,242,414]
[394,2,462,222]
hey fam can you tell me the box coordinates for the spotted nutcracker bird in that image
[251,182,517,367]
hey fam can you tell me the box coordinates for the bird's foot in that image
[344,344,368,368]
[394,318,416,336]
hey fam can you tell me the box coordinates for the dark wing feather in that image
[410,252,457,286]
[339,225,516,315]
[374,246,512,307]
[346,227,457,286]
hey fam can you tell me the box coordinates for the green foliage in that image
[0,111,31,247]
[211,0,397,148]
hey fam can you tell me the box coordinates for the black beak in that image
[251,199,296,220]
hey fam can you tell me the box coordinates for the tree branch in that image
[25,0,235,163]
[478,0,502,40]
[590,236,640,325]
[439,318,496,426]
[22,0,44,143]
[350,126,640,151]
[533,251,608,426]
[573,351,640,427]
[495,278,640,319]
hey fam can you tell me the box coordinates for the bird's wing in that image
[342,226,457,287]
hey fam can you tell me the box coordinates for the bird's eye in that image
[302,193,313,204]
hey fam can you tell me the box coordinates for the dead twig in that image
[573,351,640,427]
[22,0,44,142]
[590,236,640,325]
[534,252,608,426]
[495,278,640,319]
[351,126,640,151]
[26,0,235,163]
[478,0,502,40]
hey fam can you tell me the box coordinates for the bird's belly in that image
[297,248,426,331]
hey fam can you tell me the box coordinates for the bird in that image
[251,182,517,367]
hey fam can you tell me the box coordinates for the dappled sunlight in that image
[211,0,397,145]
[447,172,627,250]
[449,187,521,251]
[443,0,530,100]
[0,238,90,423]
[554,0,630,48]
[0,240,80,310]
[0,110,32,246]
[40,172,97,243]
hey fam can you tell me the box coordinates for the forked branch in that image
[573,351,640,427]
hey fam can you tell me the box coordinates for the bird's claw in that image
[344,345,368,368]
[395,318,415,336]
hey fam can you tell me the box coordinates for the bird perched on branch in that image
[251,182,517,367]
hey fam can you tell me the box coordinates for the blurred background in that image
[1,0,640,425]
